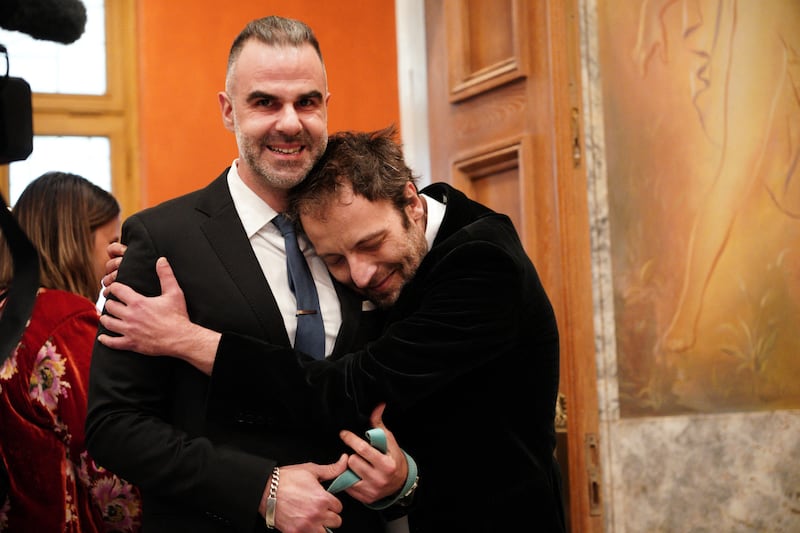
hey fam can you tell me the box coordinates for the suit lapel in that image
[196,174,291,347]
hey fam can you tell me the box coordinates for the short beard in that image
[237,129,327,190]
[370,215,428,309]
[245,150,309,189]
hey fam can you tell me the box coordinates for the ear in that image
[404,181,425,223]
[218,91,234,132]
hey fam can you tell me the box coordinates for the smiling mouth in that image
[268,145,304,155]
[370,270,396,293]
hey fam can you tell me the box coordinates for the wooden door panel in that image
[452,136,535,255]
[445,0,527,102]
[426,1,602,531]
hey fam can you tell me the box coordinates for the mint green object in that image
[327,428,418,510]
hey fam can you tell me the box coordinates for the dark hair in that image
[227,16,324,77]
[0,172,119,301]
[288,125,418,222]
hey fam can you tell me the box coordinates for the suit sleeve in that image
[85,214,273,532]
[210,237,553,430]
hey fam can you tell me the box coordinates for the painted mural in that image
[599,0,800,416]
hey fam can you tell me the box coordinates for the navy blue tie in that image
[272,214,325,359]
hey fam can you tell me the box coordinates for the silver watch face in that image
[399,476,419,504]
[405,477,419,496]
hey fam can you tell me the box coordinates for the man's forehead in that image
[251,41,321,65]
[233,41,324,80]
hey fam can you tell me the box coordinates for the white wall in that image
[395,0,431,187]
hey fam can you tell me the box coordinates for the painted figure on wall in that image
[600,0,800,415]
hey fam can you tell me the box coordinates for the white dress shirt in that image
[226,161,342,357]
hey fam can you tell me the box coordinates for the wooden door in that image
[425,1,602,531]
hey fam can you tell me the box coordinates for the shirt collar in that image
[422,192,445,250]
[226,160,279,238]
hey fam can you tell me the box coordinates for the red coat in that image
[0,288,141,532]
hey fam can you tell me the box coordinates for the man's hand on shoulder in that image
[98,257,221,375]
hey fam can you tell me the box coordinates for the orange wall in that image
[136,0,398,207]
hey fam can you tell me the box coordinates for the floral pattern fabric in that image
[0,288,141,532]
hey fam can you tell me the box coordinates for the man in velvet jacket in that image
[85,17,399,533]
[99,127,567,532]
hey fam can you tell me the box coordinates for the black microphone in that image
[0,0,87,45]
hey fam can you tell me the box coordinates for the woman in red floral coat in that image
[0,172,141,532]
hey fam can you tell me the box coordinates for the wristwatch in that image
[395,475,419,507]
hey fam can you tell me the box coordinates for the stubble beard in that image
[239,129,328,190]
[369,222,429,309]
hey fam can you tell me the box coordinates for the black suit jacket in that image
[211,183,566,532]
[85,171,384,532]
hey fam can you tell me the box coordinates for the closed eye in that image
[357,237,383,253]
[322,255,344,267]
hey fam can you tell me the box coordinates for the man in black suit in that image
[85,17,407,533]
[99,127,567,532]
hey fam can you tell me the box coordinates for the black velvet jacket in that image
[211,183,566,532]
